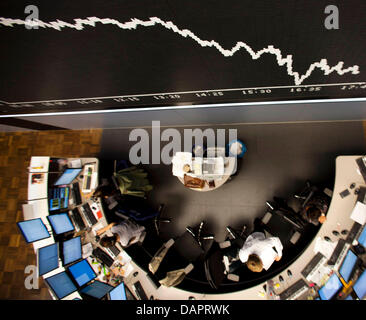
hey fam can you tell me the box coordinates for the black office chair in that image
[148,222,213,287]
[186,221,215,248]
[204,241,226,289]
[293,180,332,226]
[219,224,249,282]
[114,201,171,236]
[261,206,304,247]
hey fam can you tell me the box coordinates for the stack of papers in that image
[350,201,366,225]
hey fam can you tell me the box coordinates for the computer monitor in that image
[108,282,127,300]
[37,243,59,276]
[358,227,366,248]
[318,274,343,300]
[54,168,82,186]
[44,271,77,299]
[80,280,114,299]
[17,218,50,243]
[353,270,366,300]
[68,259,96,287]
[47,213,74,235]
[62,236,82,266]
[339,250,358,283]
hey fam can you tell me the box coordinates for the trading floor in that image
[0,120,365,299]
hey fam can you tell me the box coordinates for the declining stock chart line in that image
[0,16,361,85]
[0,14,365,115]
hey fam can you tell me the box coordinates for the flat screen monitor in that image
[68,259,96,287]
[47,213,74,235]
[54,168,82,186]
[80,280,113,299]
[37,243,59,276]
[353,270,366,300]
[45,271,77,299]
[17,218,50,243]
[339,250,358,283]
[358,227,366,248]
[318,274,343,300]
[62,236,82,266]
[109,282,127,300]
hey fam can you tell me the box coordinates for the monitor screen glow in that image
[358,227,366,248]
[353,270,366,300]
[80,281,113,299]
[109,282,127,300]
[45,271,77,299]
[339,250,358,283]
[62,236,82,266]
[48,213,74,235]
[17,218,50,243]
[68,259,96,287]
[38,243,59,276]
[318,274,343,300]
[54,168,82,186]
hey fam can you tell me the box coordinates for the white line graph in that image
[0,16,361,85]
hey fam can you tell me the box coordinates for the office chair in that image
[114,201,171,235]
[185,221,215,247]
[204,241,226,289]
[148,222,213,287]
[219,224,249,282]
[293,181,332,225]
[294,180,319,208]
[265,197,306,230]
[261,207,303,246]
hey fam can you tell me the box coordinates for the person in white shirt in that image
[97,219,146,248]
[238,219,283,272]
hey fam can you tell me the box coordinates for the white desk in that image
[23,156,106,300]
[121,155,365,300]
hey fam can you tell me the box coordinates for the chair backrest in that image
[204,242,226,289]
[263,211,302,246]
[174,231,205,262]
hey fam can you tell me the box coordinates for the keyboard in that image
[346,222,363,244]
[357,187,366,204]
[105,245,121,258]
[71,182,82,206]
[92,247,114,267]
[70,208,86,231]
[82,165,94,192]
[279,279,309,300]
[356,157,366,184]
[133,281,148,300]
[301,252,327,282]
[81,203,98,226]
[328,239,351,271]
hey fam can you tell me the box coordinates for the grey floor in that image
[99,121,366,242]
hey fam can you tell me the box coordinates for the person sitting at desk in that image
[238,219,283,273]
[300,195,328,226]
[96,219,146,248]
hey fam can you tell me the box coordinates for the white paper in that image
[68,159,82,168]
[314,237,337,259]
[350,201,366,225]
[172,152,192,178]
[82,243,93,258]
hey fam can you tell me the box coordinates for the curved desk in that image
[23,157,116,300]
[23,156,365,300]
[122,156,365,300]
